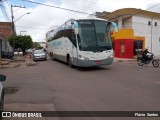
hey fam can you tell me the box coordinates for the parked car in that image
[1,51,14,59]
[0,74,6,113]
[33,49,47,61]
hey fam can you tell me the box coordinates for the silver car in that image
[0,74,6,113]
[33,49,47,61]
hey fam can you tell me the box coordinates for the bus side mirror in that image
[75,28,78,35]
[71,19,74,25]
[111,22,118,32]
[74,21,78,35]
[0,74,6,82]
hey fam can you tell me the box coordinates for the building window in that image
[148,21,151,26]
[155,22,157,26]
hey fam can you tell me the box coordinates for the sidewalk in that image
[114,57,160,62]
[0,55,38,69]
[114,57,137,62]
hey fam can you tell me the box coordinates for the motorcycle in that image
[137,53,159,68]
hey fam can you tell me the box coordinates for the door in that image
[134,40,143,56]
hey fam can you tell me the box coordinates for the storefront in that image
[112,29,145,58]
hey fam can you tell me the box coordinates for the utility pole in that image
[11,5,25,50]
[11,5,25,34]
[20,31,26,35]
[11,5,14,35]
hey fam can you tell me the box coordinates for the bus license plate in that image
[96,61,101,64]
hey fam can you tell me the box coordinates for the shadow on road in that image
[50,59,112,71]
[76,66,111,72]
[137,64,159,69]
[52,59,69,66]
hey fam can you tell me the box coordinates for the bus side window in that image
[68,32,77,48]
[72,35,77,47]
[77,35,82,49]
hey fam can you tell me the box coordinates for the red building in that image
[112,29,145,59]
[0,22,13,38]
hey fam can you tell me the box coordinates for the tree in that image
[32,42,44,49]
[32,42,40,49]
[8,35,33,55]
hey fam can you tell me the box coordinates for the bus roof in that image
[74,17,108,21]
[47,17,108,32]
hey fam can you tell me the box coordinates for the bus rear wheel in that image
[51,53,55,61]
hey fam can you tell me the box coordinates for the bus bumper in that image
[77,57,113,67]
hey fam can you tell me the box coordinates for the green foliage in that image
[8,35,33,51]
[32,42,44,50]
[38,46,43,49]
[32,42,40,49]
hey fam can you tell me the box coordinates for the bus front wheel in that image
[68,56,73,68]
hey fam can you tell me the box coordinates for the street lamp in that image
[11,5,25,35]
[20,31,27,35]
[14,12,31,22]
[11,9,30,50]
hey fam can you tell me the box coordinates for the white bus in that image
[46,18,117,67]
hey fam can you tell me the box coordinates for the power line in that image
[132,2,160,16]
[6,0,11,11]
[107,2,160,21]
[16,25,50,29]
[0,0,10,21]
[22,0,92,15]
[58,0,105,13]
[16,19,58,27]
[22,0,160,21]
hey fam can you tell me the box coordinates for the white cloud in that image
[146,0,160,12]
[1,0,160,42]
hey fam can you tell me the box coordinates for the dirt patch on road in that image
[4,87,19,95]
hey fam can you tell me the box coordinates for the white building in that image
[38,42,46,49]
[132,15,160,56]
[100,8,160,57]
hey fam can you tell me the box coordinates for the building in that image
[0,22,13,38]
[99,8,160,58]
[38,42,46,49]
[0,33,13,59]
[0,22,14,59]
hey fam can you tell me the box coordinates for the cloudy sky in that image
[0,0,160,42]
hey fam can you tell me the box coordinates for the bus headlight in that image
[78,55,89,60]
[108,54,113,58]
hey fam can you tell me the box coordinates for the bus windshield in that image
[77,20,112,52]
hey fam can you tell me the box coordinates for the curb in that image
[114,60,137,62]
[1,61,11,65]
[25,62,38,66]
[0,61,38,69]
[0,63,21,69]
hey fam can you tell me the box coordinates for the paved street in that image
[0,59,160,120]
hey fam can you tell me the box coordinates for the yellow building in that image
[98,8,160,58]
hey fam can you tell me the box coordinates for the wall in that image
[132,16,160,56]
[0,22,13,38]
[122,17,132,28]
[0,34,13,59]
[114,39,134,58]
[113,29,134,39]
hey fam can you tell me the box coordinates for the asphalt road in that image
[0,59,160,120]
